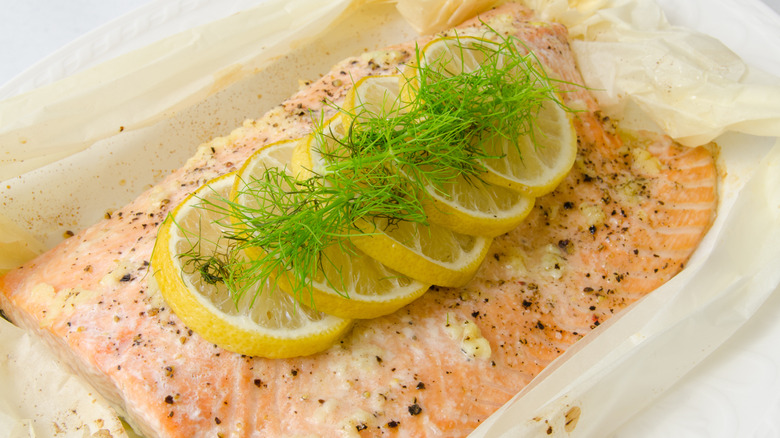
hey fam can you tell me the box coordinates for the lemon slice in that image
[416,36,578,197]
[233,139,432,319]
[233,139,303,196]
[231,138,304,259]
[478,97,577,196]
[423,176,535,237]
[343,75,537,237]
[417,36,502,78]
[350,217,491,287]
[401,36,504,97]
[277,243,432,320]
[293,113,493,287]
[290,114,351,180]
[152,172,352,358]
[342,74,408,128]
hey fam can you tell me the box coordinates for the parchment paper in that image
[0,317,128,438]
[1,0,779,436]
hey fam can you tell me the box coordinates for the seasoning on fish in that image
[0,3,717,437]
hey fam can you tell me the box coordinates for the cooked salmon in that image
[0,3,717,437]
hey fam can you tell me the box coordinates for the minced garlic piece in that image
[99,260,136,288]
[618,179,651,206]
[349,341,387,372]
[631,148,662,175]
[445,313,492,360]
[145,274,167,309]
[619,180,641,198]
[29,284,100,327]
[540,243,566,280]
[313,399,372,438]
[579,203,606,227]
[503,250,528,281]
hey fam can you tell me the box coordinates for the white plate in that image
[2,1,779,437]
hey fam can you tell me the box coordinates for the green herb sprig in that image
[183,29,569,309]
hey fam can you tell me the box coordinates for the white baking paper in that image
[1,0,779,436]
[0,317,128,438]
[395,0,501,34]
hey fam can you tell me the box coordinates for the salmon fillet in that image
[0,3,717,437]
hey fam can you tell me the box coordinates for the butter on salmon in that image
[0,3,717,437]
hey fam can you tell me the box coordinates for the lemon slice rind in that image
[152,173,352,359]
[417,36,577,197]
[423,177,536,237]
[350,217,492,287]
